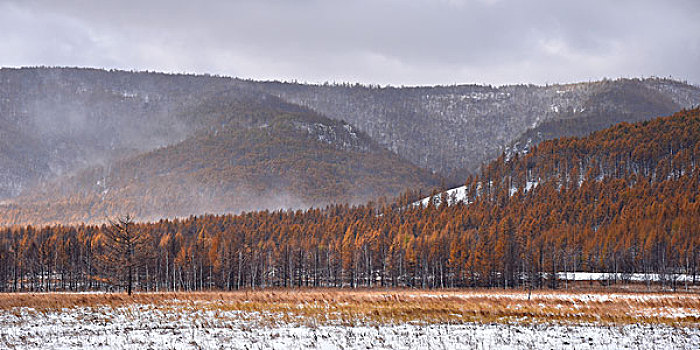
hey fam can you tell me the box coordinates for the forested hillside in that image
[2,95,437,225]
[2,68,699,209]
[0,108,697,292]
[246,78,700,175]
[506,79,685,155]
[0,67,238,199]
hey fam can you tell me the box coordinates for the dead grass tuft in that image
[0,288,698,327]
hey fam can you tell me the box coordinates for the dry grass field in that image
[1,289,699,349]
[1,288,698,326]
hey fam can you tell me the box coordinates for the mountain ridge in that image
[0,108,696,292]
[2,67,700,225]
[244,77,700,175]
[2,95,438,225]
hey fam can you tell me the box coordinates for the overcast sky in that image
[1,0,698,86]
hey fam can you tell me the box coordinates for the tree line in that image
[0,108,698,292]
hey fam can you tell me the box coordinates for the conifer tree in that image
[99,215,152,295]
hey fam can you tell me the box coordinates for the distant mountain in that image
[421,105,700,207]
[2,94,438,225]
[0,67,239,199]
[1,67,699,225]
[2,108,696,292]
[506,79,695,156]
[244,78,700,176]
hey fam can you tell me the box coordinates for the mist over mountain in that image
[0,72,438,225]
[1,67,699,224]
[0,67,240,199]
[244,78,700,176]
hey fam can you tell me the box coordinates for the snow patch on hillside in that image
[416,180,538,207]
[416,185,469,207]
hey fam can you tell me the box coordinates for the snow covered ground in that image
[0,303,698,350]
[415,185,469,207]
[414,181,539,207]
[557,272,697,282]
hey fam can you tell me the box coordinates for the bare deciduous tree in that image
[100,215,151,295]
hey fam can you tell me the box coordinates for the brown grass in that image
[0,288,698,327]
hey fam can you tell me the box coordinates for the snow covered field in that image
[1,304,698,350]
[0,291,698,349]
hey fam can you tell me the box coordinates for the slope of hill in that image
[246,78,700,175]
[423,104,700,204]
[0,109,697,291]
[1,67,699,226]
[3,68,699,200]
[506,79,687,155]
[0,67,242,199]
[2,99,438,225]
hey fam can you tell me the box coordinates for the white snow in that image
[524,180,537,191]
[416,185,469,207]
[406,291,699,304]
[0,303,698,349]
[557,272,698,282]
[415,181,538,207]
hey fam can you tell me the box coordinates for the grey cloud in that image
[1,0,698,85]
